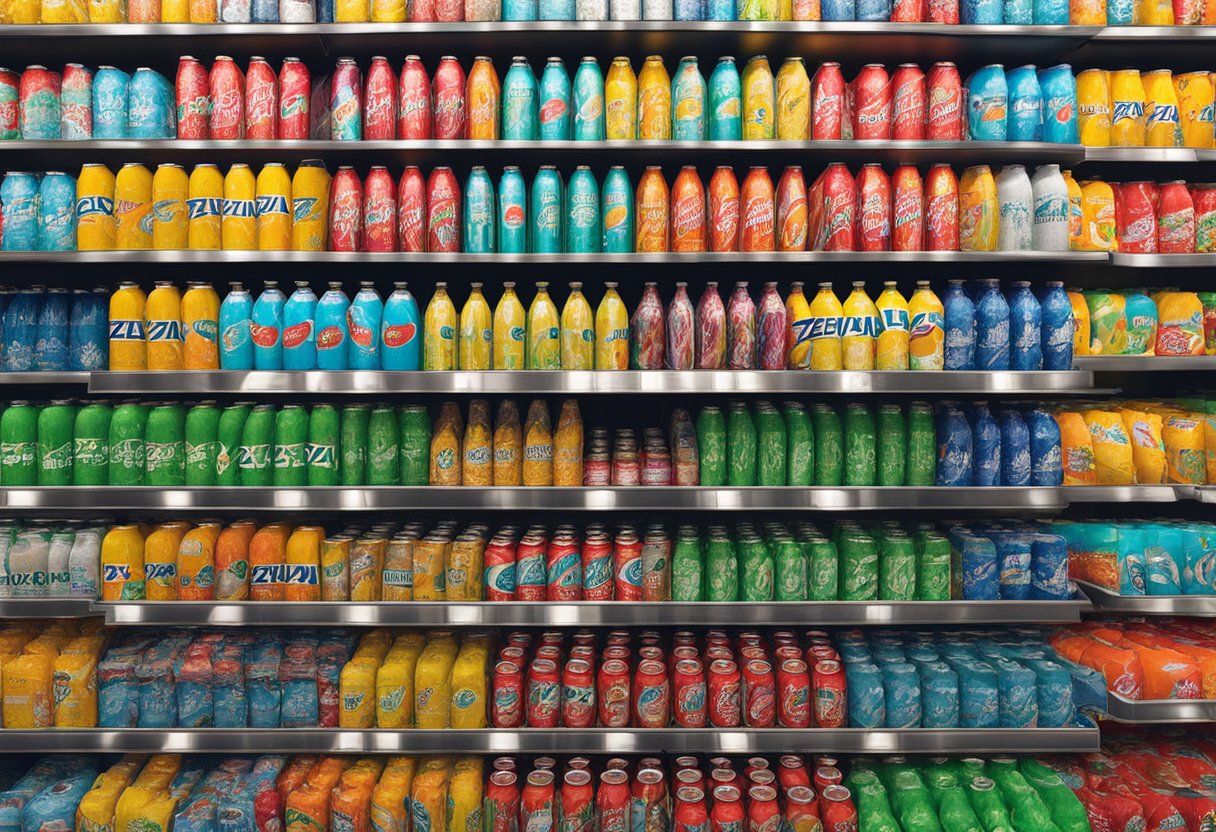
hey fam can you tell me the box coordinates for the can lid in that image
[713,785,740,802]
[600,769,628,784]
[822,785,851,802]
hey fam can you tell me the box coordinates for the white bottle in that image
[996,164,1033,252]
[610,0,640,17]
[1030,163,1070,252]
[577,0,608,18]
[642,0,671,17]
[69,527,103,600]
[47,529,75,598]
[8,527,51,598]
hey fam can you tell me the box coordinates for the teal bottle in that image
[709,56,743,140]
[565,166,601,253]
[671,56,708,141]
[462,166,496,253]
[539,57,572,141]
[529,166,564,253]
[572,57,606,142]
[498,166,528,254]
[502,57,539,141]
[601,166,634,253]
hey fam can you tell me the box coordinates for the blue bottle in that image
[879,663,921,728]
[708,58,742,140]
[1026,409,1062,486]
[382,282,422,371]
[1039,281,1074,371]
[572,58,605,142]
[675,0,704,17]
[943,279,976,371]
[844,662,885,728]
[1029,534,1070,600]
[0,172,40,252]
[502,58,539,141]
[498,166,528,254]
[960,0,1000,21]
[706,0,734,17]
[348,281,383,370]
[68,287,109,371]
[219,282,254,370]
[530,166,564,253]
[1008,281,1042,371]
[975,279,1010,371]
[971,403,1001,487]
[127,68,175,140]
[1033,0,1068,22]
[565,166,601,254]
[503,0,538,18]
[965,65,1008,141]
[252,0,279,21]
[37,171,77,252]
[1005,66,1043,142]
[251,280,286,371]
[856,0,890,20]
[4,287,43,371]
[822,0,856,18]
[1003,0,1032,23]
[315,282,350,371]
[601,166,634,253]
[92,66,130,140]
[539,0,573,18]
[936,405,974,487]
[1037,65,1078,143]
[36,287,70,371]
[282,281,318,371]
[1107,0,1132,24]
[999,409,1031,486]
[539,58,572,141]
[671,58,707,141]
[952,534,998,601]
[463,166,497,254]
[316,0,334,20]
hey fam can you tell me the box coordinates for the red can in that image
[398,55,432,139]
[777,658,811,728]
[924,163,960,251]
[852,64,892,140]
[485,771,520,832]
[633,659,670,728]
[1157,180,1196,254]
[526,658,560,728]
[740,167,776,252]
[786,786,821,832]
[814,766,843,793]
[546,533,583,602]
[397,165,426,253]
[739,646,767,663]
[776,166,808,252]
[670,166,707,253]
[328,166,363,252]
[709,166,740,252]
[0,68,18,139]
[892,165,925,251]
[812,659,847,729]
[578,532,612,602]
[208,55,245,140]
[926,62,964,141]
[561,659,595,728]
[484,536,517,602]
[672,658,707,728]
[521,771,556,832]
[674,787,708,832]
[891,64,926,140]
[426,166,461,252]
[613,530,642,602]
[597,658,631,727]
[892,0,924,19]
[559,770,594,832]
[710,786,743,832]
[675,770,704,791]
[596,770,630,832]
[1192,184,1216,253]
[364,56,397,141]
[707,658,742,728]
[245,56,277,140]
[633,770,668,826]
[499,646,526,666]
[491,660,525,728]
[808,645,839,663]
[811,62,845,140]
[18,65,59,135]
[175,56,210,140]
[433,56,467,140]
[741,659,775,728]
[1117,181,1159,254]
[278,58,311,140]
[60,63,92,140]
[810,162,857,251]
[746,786,780,832]
[855,164,892,252]
[777,756,812,790]
[362,166,398,253]
[821,785,859,832]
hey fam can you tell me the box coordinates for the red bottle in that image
[397,165,426,253]
[398,55,432,139]
[525,658,560,728]
[740,167,776,253]
[707,658,742,728]
[891,63,926,140]
[670,166,707,253]
[929,0,958,22]
[820,785,858,832]
[892,165,925,252]
[812,659,847,729]
[633,769,669,830]
[811,62,845,140]
[278,58,311,140]
[485,771,520,832]
[777,756,812,790]
[1157,180,1196,254]
[596,770,631,832]
[561,659,595,728]
[521,772,556,832]
[1117,181,1158,254]
[852,64,892,140]
[633,659,670,728]
[856,164,892,252]
[785,786,821,832]
[892,0,924,18]
[1191,184,1216,253]
[559,770,594,832]
[674,787,708,832]
[426,166,461,253]
[709,166,741,253]
[244,56,277,140]
[491,660,524,728]
[926,62,964,140]
[208,56,244,140]
[672,658,707,728]
[811,162,857,252]
[746,785,780,832]
[433,56,467,140]
[362,166,397,253]
[924,163,959,251]
[327,166,362,252]
[364,56,396,141]
[776,166,808,252]
[175,56,210,140]
[710,786,744,832]
[597,658,631,727]
[814,767,843,792]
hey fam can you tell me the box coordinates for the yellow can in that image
[339,656,380,728]
[256,162,293,251]
[1175,71,1216,149]
[553,398,583,487]
[1109,69,1147,147]
[151,163,188,250]
[424,283,458,371]
[382,534,415,601]
[335,0,368,21]
[522,399,554,487]
[1062,169,1084,250]
[807,282,844,371]
[637,55,672,141]
[775,57,810,141]
[350,536,387,602]
[76,163,116,251]
[458,283,492,370]
[605,57,638,141]
[1143,69,1183,148]
[285,525,325,602]
[161,0,188,22]
[493,282,526,370]
[40,0,85,26]
[447,534,485,601]
[143,520,190,601]
[181,281,220,370]
[560,282,595,370]
[321,535,351,601]
[875,281,910,371]
[222,163,257,251]
[1134,0,1173,22]
[187,163,224,251]
[145,281,184,371]
[370,0,403,20]
[1076,69,1112,147]
[86,0,123,20]
[493,400,522,486]
[292,159,331,251]
[412,535,448,600]
[841,282,879,371]
[742,55,776,141]
[108,281,148,371]
[101,524,146,601]
[448,757,485,830]
[1079,180,1117,252]
[526,282,561,370]
[114,163,153,250]
[594,281,629,370]
[414,640,457,728]
[462,399,492,487]
[958,164,999,252]
[907,280,945,371]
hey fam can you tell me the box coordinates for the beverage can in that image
[251,280,285,370]
[115,162,153,250]
[145,281,184,371]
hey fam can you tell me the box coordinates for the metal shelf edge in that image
[1105,694,1216,724]
[1077,580,1216,616]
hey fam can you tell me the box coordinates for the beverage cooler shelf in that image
[1108,253,1216,267]
[1077,581,1216,616]
[0,599,98,618]
[1104,694,1216,724]
[1074,356,1216,371]
[0,726,1102,754]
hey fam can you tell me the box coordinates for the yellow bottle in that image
[742,55,777,140]
[176,520,222,601]
[493,282,527,370]
[1062,170,1085,251]
[114,163,153,250]
[143,520,190,601]
[526,282,561,370]
[493,400,522,486]
[291,159,331,252]
[458,282,492,371]
[186,163,224,251]
[775,57,810,141]
[561,282,595,371]
[1079,180,1117,252]
[108,282,148,371]
[151,163,188,250]
[181,281,220,370]
[414,639,457,729]
[1143,70,1183,148]
[76,163,117,251]
[428,402,462,486]
[339,657,381,728]
[462,399,492,486]
[1109,69,1147,148]
[553,398,584,487]
[958,164,999,252]
[411,535,447,601]
[841,281,879,371]
[449,645,488,729]
[907,280,945,371]
[1068,289,1092,357]
[221,163,257,251]
[522,399,554,487]
[605,57,639,141]
[1175,72,1215,150]
[424,282,458,371]
[784,281,812,369]
[375,640,422,729]
[637,56,672,141]
[807,282,843,371]
[145,281,184,372]
[255,162,293,251]
[875,281,910,371]
[595,281,630,370]
[1076,69,1112,147]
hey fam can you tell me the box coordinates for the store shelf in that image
[1078,580,1216,616]
[0,372,90,385]
[1074,356,1216,371]
[86,369,1097,395]
[1109,253,1216,268]
[1080,147,1199,163]
[0,599,98,618]
[1193,487,1216,504]
[1104,693,1216,724]
[0,726,1101,754]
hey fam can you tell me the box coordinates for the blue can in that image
[1040,281,1073,370]
[960,0,1000,22]
[845,661,886,728]
[971,404,1001,487]
[539,0,573,20]
[919,662,960,729]
[282,281,317,371]
[316,0,334,20]
[708,58,742,141]
[92,66,130,140]
[954,533,998,600]
[381,282,421,371]
[1030,533,1069,600]
[1006,66,1043,142]
[1008,281,1042,371]
[602,166,633,253]
[1027,659,1073,727]
[936,406,973,487]
[253,0,279,21]
[1026,409,1062,485]
[251,280,285,371]
[952,659,999,728]
[35,287,69,371]
[706,0,734,16]
[1033,0,1067,21]
[1107,0,1132,23]
[503,0,538,17]
[1116,525,1148,596]
[675,0,703,17]
[994,658,1037,728]
[1003,0,1032,21]
[992,532,1032,600]
[975,279,1010,371]
[502,58,539,141]
[856,0,890,20]
[37,171,76,252]
[315,282,350,371]
[671,57,707,141]
[880,662,921,728]
[943,279,976,371]
[539,58,572,141]
[127,68,175,140]
[999,410,1031,486]
[0,172,40,252]
[219,282,254,371]
[572,58,605,142]
[821,0,856,19]
[565,166,601,254]
[463,166,497,254]
[966,65,1008,141]
[347,281,382,370]
[68,287,108,371]
[498,166,528,254]
[530,166,564,253]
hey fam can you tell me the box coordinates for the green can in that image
[307,404,340,487]
[876,404,906,487]
[273,405,309,487]
[145,403,186,487]
[705,534,739,601]
[739,536,773,601]
[839,530,878,600]
[783,402,813,486]
[37,400,75,486]
[238,404,275,487]
[368,406,400,486]
[184,403,220,487]
[399,405,431,486]
[73,402,112,487]
[726,402,757,487]
[108,402,148,486]
[215,403,250,487]
[812,404,842,486]
[806,537,838,601]
[671,528,703,602]
[341,404,370,486]
[773,538,806,601]
[906,401,936,486]
[917,532,952,600]
[878,533,917,601]
[755,404,787,487]
[0,402,38,486]
[696,406,727,486]
[843,403,876,487]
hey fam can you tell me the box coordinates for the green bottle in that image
[367,406,400,486]
[306,404,340,487]
[108,402,147,486]
[696,406,727,486]
[755,403,787,487]
[238,404,275,487]
[341,404,370,486]
[726,402,756,487]
[877,403,907,486]
[812,404,842,486]
[399,405,432,487]
[184,403,220,487]
[773,537,806,601]
[937,786,986,832]
[705,533,738,601]
[73,402,112,487]
[783,402,813,486]
[0,402,38,486]
[1017,759,1090,832]
[215,403,250,487]
[145,403,185,487]
[37,400,76,486]
[273,404,308,487]
[907,401,937,486]
[670,527,703,602]
[879,533,917,601]
[739,536,773,601]
[966,778,1014,832]
[843,402,877,487]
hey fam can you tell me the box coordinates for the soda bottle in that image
[498,166,528,254]
[527,282,561,369]
[943,279,976,370]
[605,57,638,140]
[631,282,665,370]
[181,281,220,370]
[219,282,254,371]
[667,282,696,370]
[367,406,399,485]
[178,521,221,601]
[184,402,219,486]
[101,525,145,601]
[671,57,707,141]
[1040,281,1074,371]
[215,403,249,487]
[494,282,527,370]
[726,281,756,370]
[638,55,672,141]
[595,282,629,370]
[907,280,945,371]
[842,281,879,371]
[566,167,602,254]
[755,282,786,371]
[1008,280,1042,371]
[283,281,318,371]
[316,282,351,371]
[348,281,383,370]
[459,282,493,370]
[145,281,184,371]
[424,282,458,370]
[696,281,727,370]
[875,281,910,371]
[151,163,189,250]
[492,400,521,485]
[742,56,776,140]
[776,57,810,140]
[222,163,258,251]
[145,403,185,487]
[109,402,148,486]
[539,57,572,141]
[601,166,634,253]
[307,404,340,486]
[251,280,285,371]
[572,57,605,142]
[502,57,539,141]
[784,282,812,369]
[255,162,292,251]
[463,166,496,254]
[1,402,38,486]
[144,521,189,601]
[975,278,1011,371]
[108,282,147,371]
[806,282,843,371]
[73,402,111,486]
[238,404,275,486]
[708,57,743,140]
[463,399,492,486]
[561,282,594,370]
[530,167,564,253]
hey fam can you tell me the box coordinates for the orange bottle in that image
[635,167,670,253]
[285,525,325,602]
[177,521,222,601]
[669,166,707,253]
[249,522,293,601]
[144,520,191,601]
[215,520,258,601]
[465,57,500,140]
[181,281,220,370]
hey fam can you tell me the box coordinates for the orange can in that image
[634,167,670,253]
[178,521,222,601]
[215,520,257,601]
[465,57,500,140]
[249,522,293,601]
[285,525,325,602]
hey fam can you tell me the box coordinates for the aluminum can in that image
[221,162,257,250]
[19,65,60,140]
[255,162,292,251]
[76,163,116,251]
[115,162,153,250]
[127,67,175,140]
[93,67,130,140]
[38,171,77,252]
[855,164,891,252]
[291,158,330,252]
[151,163,188,250]
[60,63,92,140]
[0,68,20,139]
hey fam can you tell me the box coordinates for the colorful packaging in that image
[1084,291,1127,355]
[1154,291,1205,356]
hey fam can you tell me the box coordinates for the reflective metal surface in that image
[1078,581,1216,617]
[1109,253,1216,267]
[1105,694,1216,724]
[0,599,98,618]
[1074,356,1216,371]
[1064,485,1189,503]
[1081,147,1199,163]
[0,372,89,385]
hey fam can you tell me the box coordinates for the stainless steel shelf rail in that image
[1104,694,1216,724]
[1078,581,1216,616]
